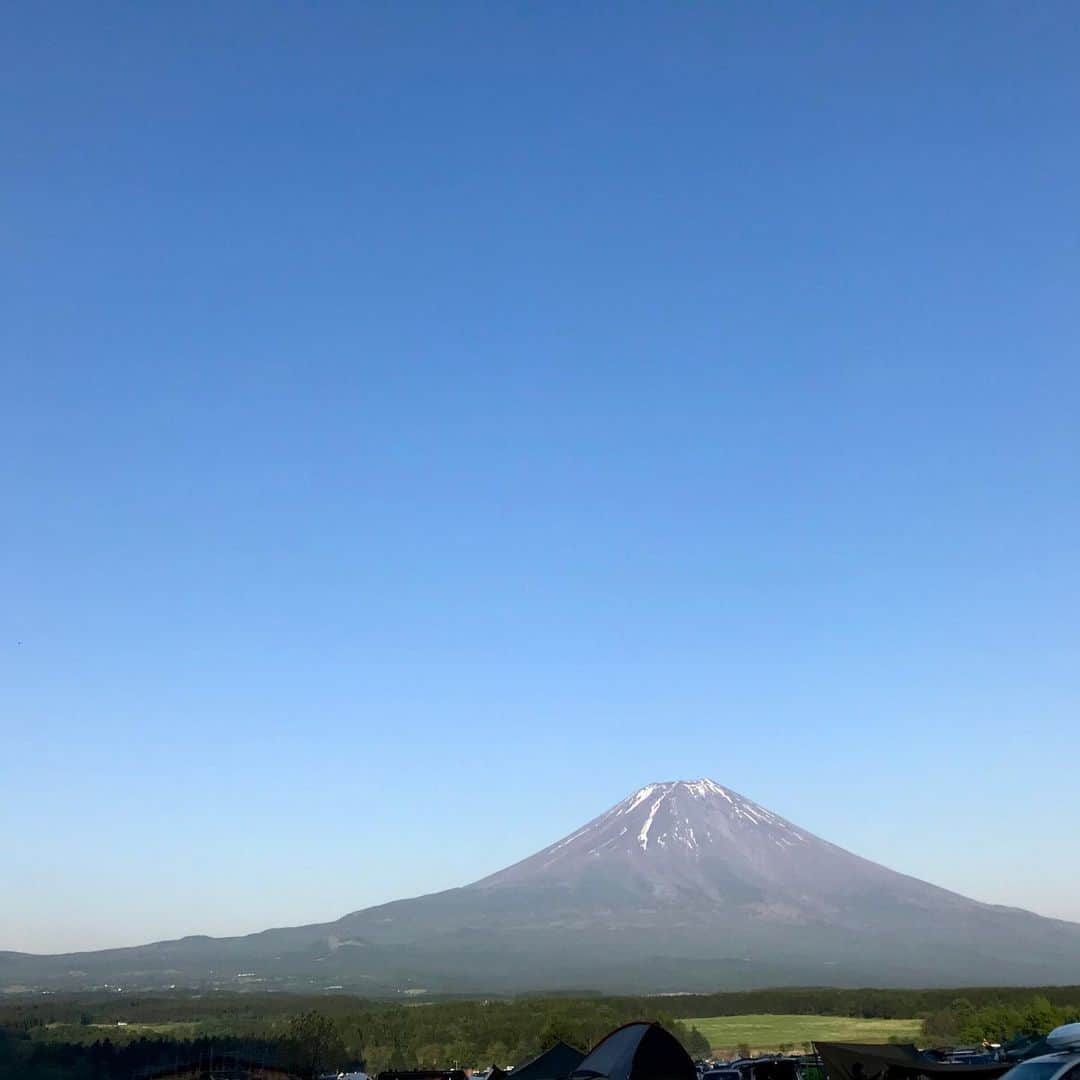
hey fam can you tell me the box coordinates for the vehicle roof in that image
[1015,1053,1080,1067]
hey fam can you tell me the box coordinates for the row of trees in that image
[289,1002,711,1073]
[923,995,1080,1044]
[645,986,1080,1022]
[0,1020,356,1080]
[0,1031,289,1080]
[8,980,1080,1028]
[1,1001,712,1078]
[9,986,1080,1032]
[5,987,1080,1078]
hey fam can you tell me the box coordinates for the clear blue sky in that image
[3,3,1078,954]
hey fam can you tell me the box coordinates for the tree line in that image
[4,986,1080,1079]
[923,995,1080,1044]
[8,986,1080,1031]
[0,997,711,1078]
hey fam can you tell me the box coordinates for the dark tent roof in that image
[513,1042,586,1080]
[1004,1036,1053,1062]
[489,1068,509,1080]
[570,1022,696,1080]
[814,1043,1010,1080]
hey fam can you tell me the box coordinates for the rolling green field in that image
[690,1014,923,1053]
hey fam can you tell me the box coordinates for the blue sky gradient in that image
[3,3,1079,953]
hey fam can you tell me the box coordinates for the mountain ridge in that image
[5,778,1080,994]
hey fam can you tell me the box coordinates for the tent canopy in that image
[1003,1037,1052,1062]
[570,1022,696,1080]
[814,1043,1010,1080]
[513,1042,586,1080]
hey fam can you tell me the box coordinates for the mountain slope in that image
[5,779,1080,993]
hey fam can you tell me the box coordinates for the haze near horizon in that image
[3,2,1078,955]
[8,777,1080,994]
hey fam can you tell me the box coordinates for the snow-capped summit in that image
[470,777,851,909]
[611,778,808,852]
[476,779,812,895]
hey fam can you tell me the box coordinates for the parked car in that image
[999,1025,1080,1080]
[734,1060,800,1080]
[703,1069,742,1080]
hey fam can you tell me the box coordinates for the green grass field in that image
[689,1014,923,1054]
[36,1019,268,1046]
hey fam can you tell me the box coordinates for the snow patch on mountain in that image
[619,784,660,815]
[484,778,815,890]
[637,792,666,851]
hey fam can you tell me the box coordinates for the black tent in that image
[513,1043,587,1080]
[814,1043,1010,1080]
[1003,1036,1052,1062]
[570,1022,696,1080]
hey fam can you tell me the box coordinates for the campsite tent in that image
[513,1042,587,1080]
[814,1043,1010,1080]
[1003,1036,1052,1062]
[570,1022,696,1080]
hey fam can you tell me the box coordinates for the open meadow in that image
[689,1014,923,1054]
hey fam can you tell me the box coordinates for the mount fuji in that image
[5,779,1080,993]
